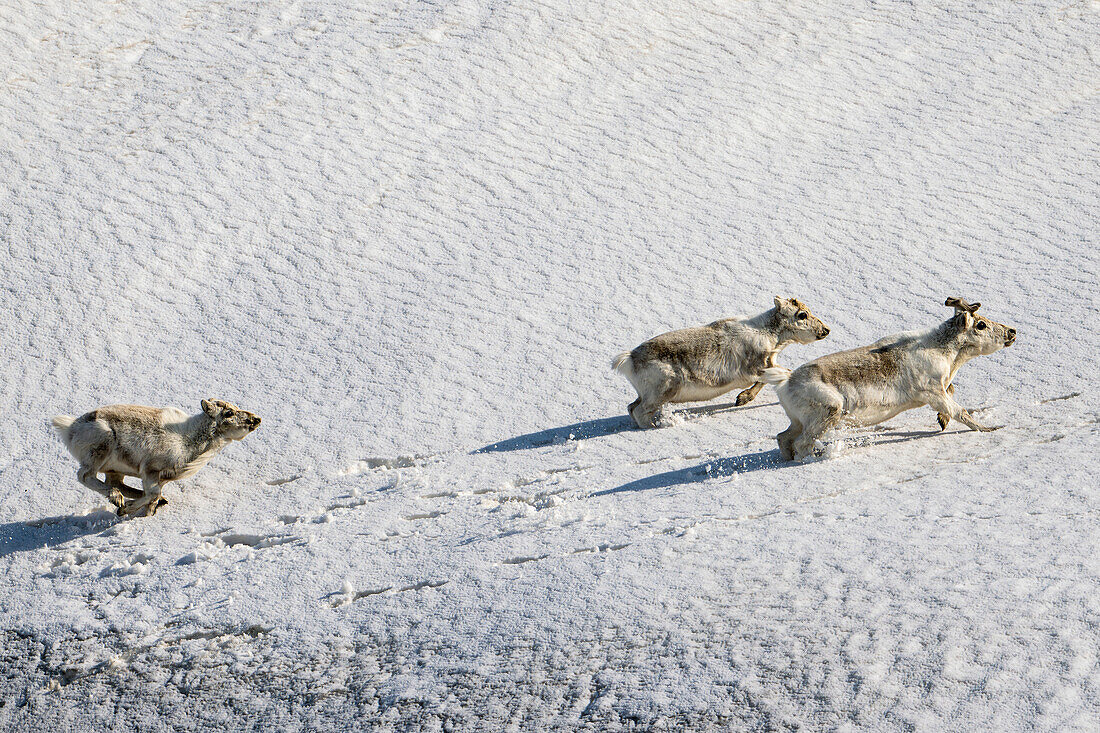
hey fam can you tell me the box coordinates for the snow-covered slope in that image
[1,0,1097,728]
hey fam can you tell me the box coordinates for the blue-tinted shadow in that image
[474,400,775,454]
[0,511,117,559]
[594,448,788,496]
[474,415,635,453]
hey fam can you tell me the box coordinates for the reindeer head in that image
[201,399,262,440]
[773,296,830,344]
[945,297,1016,355]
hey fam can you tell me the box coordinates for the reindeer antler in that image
[945,297,980,313]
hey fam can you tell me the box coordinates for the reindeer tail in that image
[51,415,77,434]
[762,367,791,386]
[611,352,633,377]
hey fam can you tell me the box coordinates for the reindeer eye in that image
[975,321,987,330]
[796,312,807,320]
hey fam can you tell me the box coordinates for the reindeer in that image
[612,297,830,428]
[51,400,261,517]
[764,297,1016,461]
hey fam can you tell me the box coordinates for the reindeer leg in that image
[792,404,841,461]
[629,367,678,429]
[777,417,803,461]
[119,470,164,518]
[633,385,677,429]
[79,464,125,508]
[954,409,1001,433]
[104,471,145,501]
[937,383,955,430]
[735,382,765,406]
[926,390,1000,433]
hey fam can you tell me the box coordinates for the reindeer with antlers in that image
[763,297,1017,461]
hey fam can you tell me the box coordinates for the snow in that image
[1,0,1098,728]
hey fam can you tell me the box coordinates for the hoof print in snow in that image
[403,510,445,521]
[339,453,442,476]
[502,554,550,565]
[330,579,448,608]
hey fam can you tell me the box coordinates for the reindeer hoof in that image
[937,413,949,431]
[735,391,753,407]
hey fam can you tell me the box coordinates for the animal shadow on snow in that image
[595,448,788,496]
[474,401,774,453]
[0,511,117,559]
[867,428,960,446]
[595,424,949,496]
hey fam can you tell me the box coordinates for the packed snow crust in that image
[1,0,1098,729]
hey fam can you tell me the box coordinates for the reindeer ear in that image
[952,311,973,330]
[774,295,784,310]
[201,399,220,417]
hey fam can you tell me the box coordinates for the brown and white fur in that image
[51,400,261,517]
[764,297,1016,461]
[613,297,830,428]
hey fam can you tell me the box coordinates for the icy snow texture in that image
[1,0,1098,729]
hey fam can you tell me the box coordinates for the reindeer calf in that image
[52,400,261,517]
[765,297,1016,461]
[613,297,830,428]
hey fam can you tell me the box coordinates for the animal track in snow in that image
[338,452,447,476]
[491,485,571,511]
[99,552,155,577]
[330,578,448,607]
[502,554,550,565]
[1039,392,1080,404]
[401,579,448,592]
[329,586,395,606]
[210,533,300,549]
[484,465,592,510]
[177,529,302,563]
[501,543,631,567]
[404,510,445,521]
[39,550,98,577]
[506,464,591,490]
[572,543,631,554]
[326,497,369,512]
[543,465,586,475]
[420,490,459,499]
